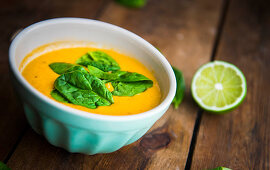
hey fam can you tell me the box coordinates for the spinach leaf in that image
[0,161,10,170]
[113,71,151,82]
[83,73,114,104]
[76,51,120,72]
[172,67,185,109]
[55,82,110,109]
[88,66,153,96]
[87,66,127,82]
[87,65,115,80]
[49,62,88,74]
[88,66,151,82]
[51,89,70,103]
[54,71,113,108]
[115,0,147,8]
[111,81,153,96]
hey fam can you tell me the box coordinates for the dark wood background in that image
[0,0,269,169]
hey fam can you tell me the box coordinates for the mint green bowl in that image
[9,18,176,155]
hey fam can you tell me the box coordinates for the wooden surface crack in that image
[184,0,230,169]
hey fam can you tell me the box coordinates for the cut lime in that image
[209,167,231,170]
[191,61,247,113]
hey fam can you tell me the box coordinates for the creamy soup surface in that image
[21,45,161,116]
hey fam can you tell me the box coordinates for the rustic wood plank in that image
[0,0,106,162]
[7,0,223,169]
[191,0,270,169]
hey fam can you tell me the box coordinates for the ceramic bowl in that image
[9,18,176,154]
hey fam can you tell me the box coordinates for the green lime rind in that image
[208,167,231,170]
[172,66,185,109]
[115,0,147,8]
[191,60,247,114]
[207,167,231,170]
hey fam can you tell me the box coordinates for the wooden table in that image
[1,0,269,169]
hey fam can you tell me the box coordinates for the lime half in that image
[191,61,247,113]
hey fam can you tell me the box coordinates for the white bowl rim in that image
[9,17,176,122]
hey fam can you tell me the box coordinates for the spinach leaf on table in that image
[76,51,120,72]
[172,66,185,109]
[115,0,147,8]
[49,62,88,74]
[88,66,153,96]
[54,71,113,108]
[0,161,10,170]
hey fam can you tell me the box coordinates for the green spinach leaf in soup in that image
[54,71,113,108]
[83,73,114,104]
[87,65,115,80]
[111,81,153,96]
[88,66,153,96]
[50,89,70,103]
[112,71,152,82]
[88,66,151,82]
[111,72,153,96]
[55,81,110,109]
[49,62,88,74]
[76,51,120,72]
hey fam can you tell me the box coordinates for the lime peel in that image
[209,167,231,170]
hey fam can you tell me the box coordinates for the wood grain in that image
[0,0,106,162]
[7,0,223,169]
[191,0,270,169]
[90,1,223,169]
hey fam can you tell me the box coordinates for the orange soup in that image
[21,45,161,116]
